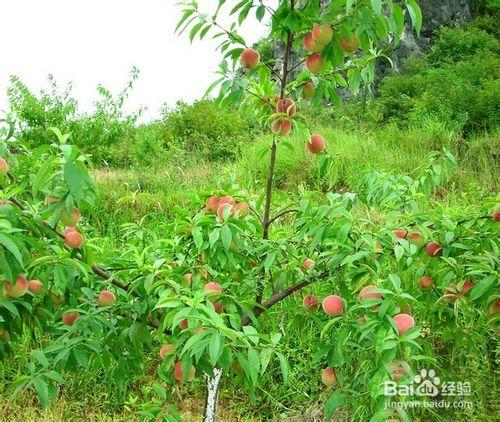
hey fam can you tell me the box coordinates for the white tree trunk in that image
[204,367,222,422]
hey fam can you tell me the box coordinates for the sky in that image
[0,0,271,120]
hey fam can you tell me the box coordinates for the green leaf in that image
[325,392,345,419]
[406,0,422,35]
[175,9,195,33]
[255,5,265,21]
[189,21,204,42]
[0,233,23,265]
[192,226,203,250]
[209,332,223,365]
[31,350,49,368]
[470,275,496,301]
[276,351,289,383]
[32,378,49,408]
[221,224,232,250]
[370,0,382,15]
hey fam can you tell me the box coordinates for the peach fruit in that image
[321,368,338,386]
[306,53,324,74]
[173,361,195,381]
[98,290,116,306]
[312,24,333,45]
[160,344,175,359]
[241,48,260,69]
[392,313,414,335]
[302,294,319,311]
[340,33,359,52]
[425,242,442,257]
[276,98,297,117]
[418,276,433,291]
[271,118,292,136]
[322,295,343,316]
[205,196,220,213]
[307,134,325,154]
[28,279,43,293]
[62,312,80,326]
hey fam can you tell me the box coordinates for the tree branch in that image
[241,269,330,326]
[268,208,299,225]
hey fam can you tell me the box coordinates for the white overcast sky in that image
[0,0,272,120]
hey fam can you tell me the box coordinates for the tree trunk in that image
[203,367,223,422]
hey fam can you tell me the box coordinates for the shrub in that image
[160,100,253,161]
[376,23,500,134]
[7,70,141,165]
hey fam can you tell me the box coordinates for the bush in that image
[8,70,140,165]
[161,100,253,161]
[375,23,500,134]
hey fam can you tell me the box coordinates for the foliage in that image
[1,1,499,421]
[7,69,141,165]
[376,22,500,133]
[160,100,254,161]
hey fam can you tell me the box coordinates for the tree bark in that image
[203,367,223,422]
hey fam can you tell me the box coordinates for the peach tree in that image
[168,0,497,420]
[1,1,499,421]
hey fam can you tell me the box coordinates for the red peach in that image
[418,276,433,291]
[0,158,8,177]
[393,229,407,239]
[390,361,410,382]
[307,134,325,154]
[219,196,236,206]
[408,231,425,248]
[213,302,224,313]
[160,344,175,359]
[183,273,192,286]
[271,118,292,136]
[304,33,324,53]
[65,229,84,249]
[321,368,338,386]
[28,279,43,293]
[340,33,359,52]
[460,281,474,296]
[301,258,315,274]
[276,98,297,117]
[234,202,250,218]
[312,24,333,45]
[302,294,319,311]
[488,299,500,316]
[240,48,260,69]
[217,203,235,220]
[0,329,10,342]
[302,81,315,99]
[173,361,195,381]
[322,295,343,316]
[425,242,442,257]
[60,207,80,227]
[62,312,80,326]
[179,319,188,330]
[205,196,220,213]
[392,313,414,335]
[10,276,28,298]
[492,210,500,222]
[358,285,382,301]
[204,282,222,298]
[306,53,324,74]
[98,290,116,306]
